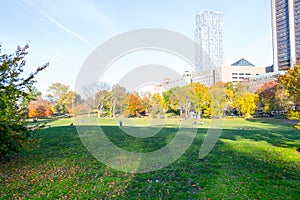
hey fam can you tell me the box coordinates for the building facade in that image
[192,69,217,87]
[154,71,193,94]
[193,59,266,87]
[195,11,224,71]
[271,0,300,71]
[154,59,266,92]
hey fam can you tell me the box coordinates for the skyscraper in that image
[271,0,300,71]
[195,11,224,71]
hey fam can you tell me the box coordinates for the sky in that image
[0,0,273,94]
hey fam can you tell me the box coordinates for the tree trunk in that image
[113,100,116,118]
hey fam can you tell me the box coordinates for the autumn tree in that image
[190,82,211,117]
[22,86,42,109]
[232,91,258,117]
[277,63,300,102]
[277,63,300,122]
[257,82,277,113]
[111,84,126,117]
[47,82,75,114]
[163,84,211,117]
[0,44,48,159]
[27,98,53,118]
[95,84,112,117]
[256,81,291,113]
[124,93,144,117]
[209,82,226,117]
[169,86,193,117]
[150,93,165,117]
[163,87,180,113]
[141,92,152,114]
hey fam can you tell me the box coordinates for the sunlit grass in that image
[0,118,299,199]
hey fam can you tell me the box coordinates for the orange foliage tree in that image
[123,93,144,117]
[257,81,291,113]
[27,98,53,118]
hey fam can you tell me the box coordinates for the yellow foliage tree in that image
[277,63,300,102]
[232,92,258,118]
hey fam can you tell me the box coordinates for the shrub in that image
[287,109,300,120]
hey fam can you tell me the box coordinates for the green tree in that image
[163,87,179,113]
[171,86,193,117]
[0,44,48,159]
[22,86,42,107]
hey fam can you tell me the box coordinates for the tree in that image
[189,82,211,117]
[277,63,300,102]
[22,86,42,108]
[209,82,226,117]
[169,86,193,117]
[95,89,112,117]
[27,98,53,118]
[150,93,165,117]
[124,93,144,117]
[223,82,235,115]
[232,92,258,117]
[81,82,112,117]
[257,82,278,113]
[0,44,48,159]
[141,92,152,114]
[46,82,75,114]
[111,84,126,117]
[256,81,291,113]
[163,87,180,113]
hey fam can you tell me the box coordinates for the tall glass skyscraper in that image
[271,0,300,71]
[195,11,224,71]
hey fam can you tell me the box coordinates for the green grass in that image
[1,118,300,199]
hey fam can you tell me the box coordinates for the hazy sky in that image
[0,0,272,93]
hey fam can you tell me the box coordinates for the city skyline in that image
[0,0,272,93]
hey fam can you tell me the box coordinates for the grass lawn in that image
[0,118,300,199]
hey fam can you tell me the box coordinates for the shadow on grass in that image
[1,121,300,199]
[19,122,300,166]
[241,118,300,148]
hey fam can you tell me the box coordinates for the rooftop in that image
[231,58,255,67]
